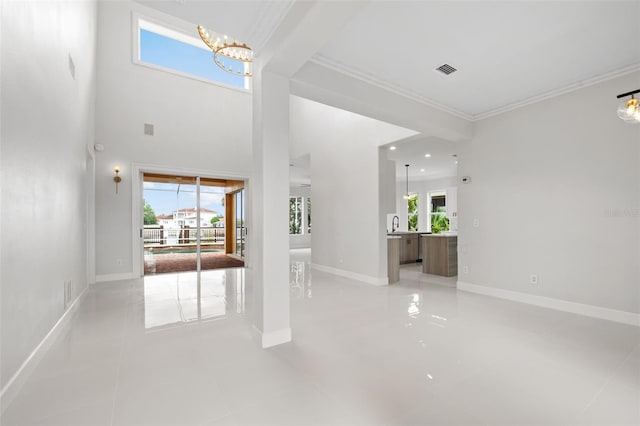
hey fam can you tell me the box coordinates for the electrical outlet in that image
[473,218,480,228]
[530,274,539,285]
[462,266,469,274]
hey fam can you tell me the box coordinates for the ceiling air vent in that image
[435,64,457,75]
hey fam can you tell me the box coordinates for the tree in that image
[430,206,450,234]
[210,215,222,225]
[144,200,157,225]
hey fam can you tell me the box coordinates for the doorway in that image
[142,173,245,275]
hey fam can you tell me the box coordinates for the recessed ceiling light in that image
[424,153,431,158]
[389,146,396,150]
[455,161,458,164]
[420,168,425,172]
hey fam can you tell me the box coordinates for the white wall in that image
[1,0,97,389]
[379,153,396,218]
[94,2,252,278]
[290,96,417,284]
[458,72,640,315]
[392,176,458,232]
[289,186,311,249]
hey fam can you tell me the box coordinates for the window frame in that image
[131,12,252,93]
[427,190,449,233]
[407,193,418,232]
[289,196,304,235]
[306,197,311,234]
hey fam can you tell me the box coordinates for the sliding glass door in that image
[142,173,244,275]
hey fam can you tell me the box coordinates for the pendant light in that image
[403,164,414,200]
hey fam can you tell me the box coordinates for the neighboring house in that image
[153,208,219,228]
[156,214,173,227]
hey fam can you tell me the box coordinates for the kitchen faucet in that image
[392,215,399,232]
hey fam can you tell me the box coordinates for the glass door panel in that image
[142,173,239,274]
[235,189,245,258]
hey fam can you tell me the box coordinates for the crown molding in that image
[310,55,640,123]
[309,54,474,121]
[472,63,640,121]
[247,0,295,53]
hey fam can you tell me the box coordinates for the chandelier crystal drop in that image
[197,25,253,77]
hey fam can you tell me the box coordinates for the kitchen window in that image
[408,194,418,232]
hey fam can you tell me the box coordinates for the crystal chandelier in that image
[616,89,640,124]
[197,25,253,77]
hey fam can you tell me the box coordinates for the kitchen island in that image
[386,232,425,264]
[422,234,458,277]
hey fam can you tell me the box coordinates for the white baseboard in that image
[289,243,311,249]
[95,272,138,283]
[252,326,292,348]
[311,263,388,286]
[457,281,640,327]
[0,287,88,414]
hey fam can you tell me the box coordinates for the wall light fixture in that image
[114,167,122,194]
[616,89,640,124]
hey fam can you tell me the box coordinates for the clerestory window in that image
[134,17,250,90]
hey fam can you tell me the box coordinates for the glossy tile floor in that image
[2,249,639,425]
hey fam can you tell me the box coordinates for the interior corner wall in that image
[0,0,97,390]
[290,96,417,283]
[94,1,252,278]
[458,71,640,315]
[289,186,311,249]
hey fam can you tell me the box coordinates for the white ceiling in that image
[137,1,640,121]
[384,136,458,181]
[314,1,640,119]
[134,0,639,183]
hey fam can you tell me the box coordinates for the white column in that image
[250,67,291,348]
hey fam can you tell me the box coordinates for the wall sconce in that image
[616,89,640,124]
[114,167,122,194]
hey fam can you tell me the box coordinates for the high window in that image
[134,17,249,90]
